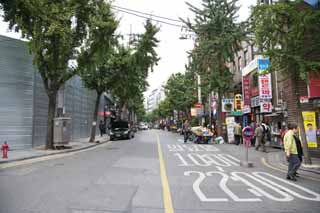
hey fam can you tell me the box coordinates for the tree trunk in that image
[46,91,57,149]
[216,89,223,137]
[121,102,128,121]
[293,75,312,164]
[89,91,102,143]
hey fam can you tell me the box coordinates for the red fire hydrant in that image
[2,141,9,159]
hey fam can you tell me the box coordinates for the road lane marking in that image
[156,133,174,213]
[185,170,320,202]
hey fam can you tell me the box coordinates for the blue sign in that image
[258,59,270,73]
[304,0,319,8]
[243,116,248,128]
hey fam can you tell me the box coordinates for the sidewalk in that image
[265,148,320,175]
[0,135,110,164]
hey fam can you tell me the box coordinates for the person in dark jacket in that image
[99,120,105,137]
[293,133,303,177]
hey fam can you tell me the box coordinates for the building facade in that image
[0,35,111,149]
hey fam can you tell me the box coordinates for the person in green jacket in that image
[284,123,299,181]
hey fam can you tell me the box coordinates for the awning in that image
[264,113,280,117]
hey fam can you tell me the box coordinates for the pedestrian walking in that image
[234,122,242,145]
[255,122,266,152]
[284,123,300,181]
[99,120,105,137]
[183,120,190,143]
[293,132,303,177]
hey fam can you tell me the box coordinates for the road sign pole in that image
[240,126,254,168]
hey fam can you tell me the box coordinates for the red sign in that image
[251,87,259,97]
[242,76,250,105]
[194,102,202,108]
[300,96,309,103]
[260,101,272,113]
[259,74,272,99]
[242,126,254,147]
[308,73,320,98]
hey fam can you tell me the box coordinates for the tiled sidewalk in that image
[0,135,110,164]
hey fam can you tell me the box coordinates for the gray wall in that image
[0,36,34,149]
[0,35,102,149]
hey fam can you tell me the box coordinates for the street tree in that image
[77,0,118,143]
[250,1,320,164]
[164,72,197,119]
[183,0,247,135]
[109,20,160,120]
[0,0,104,149]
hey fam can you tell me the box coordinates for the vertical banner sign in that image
[258,74,272,99]
[258,58,272,99]
[302,111,318,148]
[257,59,270,73]
[242,75,250,105]
[226,117,235,143]
[234,94,242,111]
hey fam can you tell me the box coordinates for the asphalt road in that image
[0,130,319,213]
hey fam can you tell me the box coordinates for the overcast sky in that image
[0,0,256,98]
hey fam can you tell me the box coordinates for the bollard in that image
[2,141,9,159]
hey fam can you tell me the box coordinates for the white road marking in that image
[184,171,228,202]
[248,188,263,197]
[207,172,262,202]
[174,153,195,167]
[168,144,219,152]
[216,166,225,172]
[231,172,294,202]
[252,172,320,201]
[174,153,240,167]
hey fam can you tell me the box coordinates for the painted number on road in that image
[174,153,239,167]
[184,171,320,202]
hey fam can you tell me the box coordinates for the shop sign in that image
[257,58,270,74]
[308,73,320,98]
[260,101,272,113]
[226,117,235,143]
[242,58,258,76]
[242,105,251,114]
[222,99,234,112]
[251,96,260,107]
[302,111,318,148]
[194,102,202,108]
[191,108,197,117]
[242,76,250,105]
[234,94,242,111]
[300,96,309,103]
[258,74,272,99]
[231,111,243,116]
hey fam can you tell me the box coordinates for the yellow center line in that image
[156,133,174,213]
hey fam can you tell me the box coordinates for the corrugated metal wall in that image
[0,35,104,149]
[0,36,34,149]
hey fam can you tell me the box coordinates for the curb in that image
[264,152,320,175]
[0,139,110,165]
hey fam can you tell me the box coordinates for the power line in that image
[112,7,185,28]
[112,5,183,23]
